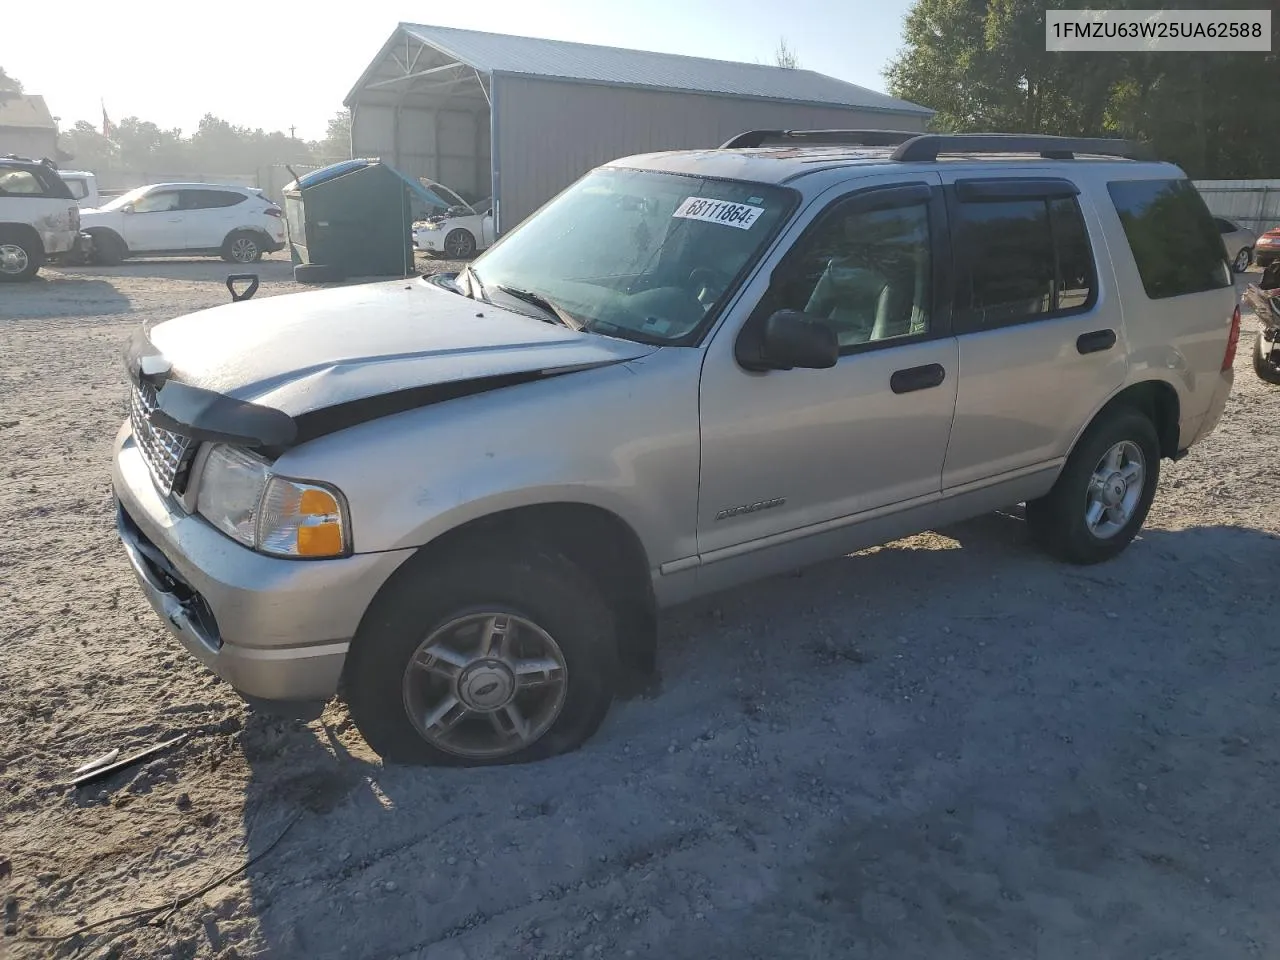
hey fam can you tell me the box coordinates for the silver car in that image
[112,132,1239,765]
[1215,216,1257,273]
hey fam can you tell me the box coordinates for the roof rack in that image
[889,133,1152,162]
[717,130,1154,162]
[719,129,920,150]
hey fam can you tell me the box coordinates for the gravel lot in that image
[2,257,1278,960]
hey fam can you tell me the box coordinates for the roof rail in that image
[890,133,1153,162]
[720,129,920,150]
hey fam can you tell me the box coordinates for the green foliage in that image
[885,0,1280,176]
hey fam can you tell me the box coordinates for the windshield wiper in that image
[492,285,583,331]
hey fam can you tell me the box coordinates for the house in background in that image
[0,94,59,161]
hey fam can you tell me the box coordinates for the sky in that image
[2,0,916,141]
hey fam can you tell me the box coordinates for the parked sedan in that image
[1255,226,1280,269]
[1214,217,1257,273]
[413,198,495,259]
[81,184,285,265]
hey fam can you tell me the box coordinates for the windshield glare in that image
[98,186,150,211]
[469,168,792,344]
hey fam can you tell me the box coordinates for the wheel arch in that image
[0,221,45,253]
[84,225,126,247]
[1070,379,1181,462]
[357,501,658,680]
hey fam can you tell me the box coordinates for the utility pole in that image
[289,125,296,139]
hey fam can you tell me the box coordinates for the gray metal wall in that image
[1193,180,1280,235]
[493,76,930,229]
[351,103,491,199]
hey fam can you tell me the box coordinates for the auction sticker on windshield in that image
[673,197,764,230]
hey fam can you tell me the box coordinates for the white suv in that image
[82,183,285,265]
[0,156,82,282]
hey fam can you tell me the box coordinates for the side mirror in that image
[736,309,839,372]
[120,203,135,214]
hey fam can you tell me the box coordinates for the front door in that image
[697,174,958,556]
[936,171,1128,491]
[121,188,185,252]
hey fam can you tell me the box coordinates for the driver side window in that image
[768,196,932,349]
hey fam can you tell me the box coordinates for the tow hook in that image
[227,274,260,303]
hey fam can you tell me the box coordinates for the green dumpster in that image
[282,158,455,284]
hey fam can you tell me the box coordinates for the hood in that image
[129,278,657,451]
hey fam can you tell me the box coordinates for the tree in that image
[59,121,118,170]
[0,66,20,94]
[775,38,801,69]
[885,0,1280,177]
[312,109,352,163]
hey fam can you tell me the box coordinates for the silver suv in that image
[112,132,1239,765]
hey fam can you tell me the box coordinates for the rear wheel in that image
[345,547,617,765]
[1233,247,1252,273]
[1025,408,1160,565]
[0,230,42,282]
[222,230,263,264]
[1254,330,1280,385]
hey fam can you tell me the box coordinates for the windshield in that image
[468,168,793,344]
[98,186,151,211]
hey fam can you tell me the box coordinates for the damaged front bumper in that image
[111,424,412,704]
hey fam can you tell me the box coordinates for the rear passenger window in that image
[1107,179,1231,299]
[951,192,1095,330]
[0,170,46,196]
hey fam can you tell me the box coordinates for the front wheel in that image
[1233,248,1252,273]
[345,548,617,765]
[0,232,42,282]
[1025,408,1161,565]
[443,228,477,259]
[1255,330,1280,385]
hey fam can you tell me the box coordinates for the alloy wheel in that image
[1084,440,1145,539]
[402,612,569,759]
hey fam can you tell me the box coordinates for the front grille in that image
[129,381,194,495]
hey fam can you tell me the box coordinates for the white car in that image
[413,197,495,258]
[81,183,286,265]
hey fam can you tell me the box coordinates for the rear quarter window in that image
[1107,179,1231,300]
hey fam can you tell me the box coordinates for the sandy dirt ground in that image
[1,256,1279,960]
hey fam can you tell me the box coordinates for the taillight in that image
[264,207,282,217]
[70,206,80,231]
[1223,304,1242,371]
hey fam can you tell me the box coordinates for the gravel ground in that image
[1,257,1278,960]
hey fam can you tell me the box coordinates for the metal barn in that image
[345,24,934,233]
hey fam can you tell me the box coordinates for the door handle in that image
[890,363,946,394]
[1077,329,1117,354]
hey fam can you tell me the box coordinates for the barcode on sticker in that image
[673,197,764,230]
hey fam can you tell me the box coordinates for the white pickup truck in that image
[0,156,82,281]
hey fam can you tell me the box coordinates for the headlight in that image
[195,444,350,559]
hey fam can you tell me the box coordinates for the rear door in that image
[938,172,1127,492]
[180,189,245,250]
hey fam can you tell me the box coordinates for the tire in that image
[89,230,127,266]
[222,230,264,264]
[293,262,344,284]
[1233,247,1252,273]
[443,228,477,259]
[345,547,618,766]
[1254,330,1280,385]
[0,230,43,282]
[1025,407,1161,565]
